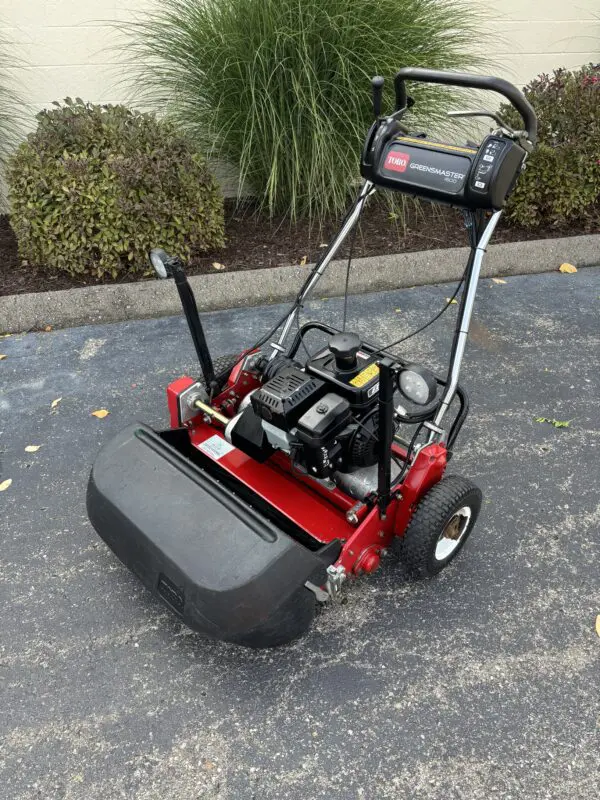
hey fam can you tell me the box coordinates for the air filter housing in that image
[251,367,325,429]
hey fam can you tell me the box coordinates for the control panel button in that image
[470,137,507,193]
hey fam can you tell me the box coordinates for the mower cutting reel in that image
[87,67,537,647]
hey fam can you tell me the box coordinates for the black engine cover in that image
[296,393,351,448]
[306,346,380,412]
[251,366,325,428]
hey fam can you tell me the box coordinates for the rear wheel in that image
[400,475,482,577]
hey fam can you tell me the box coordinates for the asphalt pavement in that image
[1,267,599,799]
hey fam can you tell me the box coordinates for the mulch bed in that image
[1,199,596,297]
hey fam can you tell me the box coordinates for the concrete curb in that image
[1,233,599,333]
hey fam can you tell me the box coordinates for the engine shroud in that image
[251,367,325,428]
[305,346,381,412]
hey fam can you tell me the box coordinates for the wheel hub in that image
[434,506,472,561]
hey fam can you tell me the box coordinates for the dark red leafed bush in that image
[501,64,600,229]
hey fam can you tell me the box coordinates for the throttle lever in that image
[371,76,385,119]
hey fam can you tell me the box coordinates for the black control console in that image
[361,131,526,211]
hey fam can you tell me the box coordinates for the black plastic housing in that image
[86,423,327,644]
[306,347,381,412]
[251,367,325,428]
[229,406,274,463]
[296,393,351,448]
[361,131,526,210]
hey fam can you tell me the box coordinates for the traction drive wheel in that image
[400,475,482,578]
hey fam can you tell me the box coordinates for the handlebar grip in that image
[394,67,537,145]
[394,77,408,112]
[372,75,385,118]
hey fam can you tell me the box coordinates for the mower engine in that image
[232,333,384,482]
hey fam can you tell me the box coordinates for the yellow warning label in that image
[350,362,380,388]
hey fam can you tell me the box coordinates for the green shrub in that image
[8,99,224,278]
[502,64,600,229]
[128,0,486,221]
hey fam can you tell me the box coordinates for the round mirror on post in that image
[149,249,170,279]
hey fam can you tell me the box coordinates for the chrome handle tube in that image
[433,210,503,430]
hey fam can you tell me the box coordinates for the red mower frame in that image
[166,345,453,584]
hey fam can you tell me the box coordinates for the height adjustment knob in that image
[329,332,361,372]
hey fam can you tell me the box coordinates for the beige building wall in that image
[1,0,599,122]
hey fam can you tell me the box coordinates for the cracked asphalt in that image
[1,267,599,799]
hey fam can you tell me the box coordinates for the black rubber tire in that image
[229,585,317,649]
[399,475,482,578]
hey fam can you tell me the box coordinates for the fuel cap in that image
[329,332,361,372]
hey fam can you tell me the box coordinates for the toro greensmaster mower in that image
[87,68,537,647]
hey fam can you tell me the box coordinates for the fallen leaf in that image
[51,397,62,409]
[534,416,571,428]
[492,278,507,285]
[0,478,12,492]
[446,298,458,305]
[300,256,308,266]
[24,445,41,453]
[91,409,110,419]
[44,325,53,332]
[211,262,225,271]
[596,615,600,637]
[0,354,6,360]
[559,263,577,274]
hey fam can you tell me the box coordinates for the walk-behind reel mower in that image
[87,68,537,647]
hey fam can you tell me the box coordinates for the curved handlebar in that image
[394,67,537,145]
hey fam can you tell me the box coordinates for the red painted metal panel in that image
[167,376,195,428]
[189,425,354,544]
[393,444,448,536]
